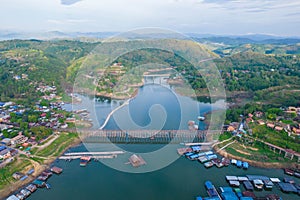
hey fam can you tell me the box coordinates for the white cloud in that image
[61,0,83,6]
[0,0,299,36]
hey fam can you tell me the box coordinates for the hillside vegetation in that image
[0,38,299,107]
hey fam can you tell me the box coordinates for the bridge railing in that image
[76,129,221,144]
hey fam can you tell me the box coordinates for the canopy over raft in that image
[129,154,146,167]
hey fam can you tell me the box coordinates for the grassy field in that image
[0,158,32,190]
[250,123,300,152]
[35,132,78,157]
[221,138,297,163]
[0,132,79,196]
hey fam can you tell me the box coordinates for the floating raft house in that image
[242,162,249,169]
[220,191,238,200]
[236,160,242,168]
[243,181,254,191]
[284,168,294,176]
[226,176,238,181]
[246,175,269,181]
[278,182,298,193]
[6,195,19,200]
[129,154,146,167]
[270,178,281,183]
[219,187,232,193]
[242,191,256,198]
[26,184,37,193]
[283,177,295,184]
[263,179,274,189]
[237,176,248,181]
[50,166,63,174]
[32,179,45,187]
[239,197,253,200]
[229,180,240,187]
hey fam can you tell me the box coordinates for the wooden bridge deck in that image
[76,129,221,144]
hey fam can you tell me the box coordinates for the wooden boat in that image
[46,183,51,189]
[198,116,205,121]
[294,172,300,178]
[80,156,91,167]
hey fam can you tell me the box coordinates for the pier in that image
[59,151,124,160]
[59,155,117,160]
[64,151,124,156]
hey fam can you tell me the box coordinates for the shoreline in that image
[213,145,300,169]
[0,136,82,199]
[2,137,299,199]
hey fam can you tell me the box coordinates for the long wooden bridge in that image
[75,129,221,144]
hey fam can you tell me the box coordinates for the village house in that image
[267,123,275,129]
[1,138,11,146]
[246,117,254,123]
[292,127,300,135]
[257,119,265,125]
[12,172,23,180]
[254,111,264,118]
[60,124,68,129]
[11,134,28,145]
[227,125,235,132]
[274,126,283,131]
[287,106,297,113]
[0,146,11,159]
[65,118,76,123]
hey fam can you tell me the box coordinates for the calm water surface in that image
[28,82,299,200]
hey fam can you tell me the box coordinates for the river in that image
[28,79,299,200]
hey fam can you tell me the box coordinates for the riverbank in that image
[0,133,81,199]
[214,144,300,169]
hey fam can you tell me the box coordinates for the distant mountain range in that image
[0,31,299,45]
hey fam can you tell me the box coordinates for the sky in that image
[1,0,300,36]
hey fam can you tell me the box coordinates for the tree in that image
[30,126,53,141]
[28,115,38,123]
[20,122,28,130]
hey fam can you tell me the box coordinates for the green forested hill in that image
[0,39,299,106]
[0,40,97,103]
